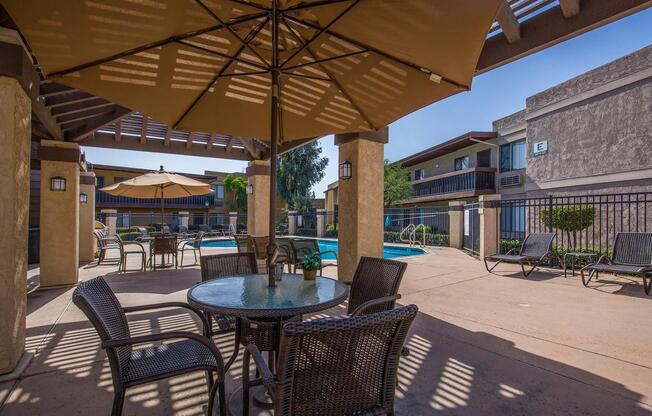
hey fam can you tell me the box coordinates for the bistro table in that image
[187,273,349,413]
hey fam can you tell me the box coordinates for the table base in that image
[228,386,274,416]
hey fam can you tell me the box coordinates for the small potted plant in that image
[300,252,321,280]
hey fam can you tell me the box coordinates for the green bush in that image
[300,252,322,271]
[296,228,316,236]
[325,223,338,238]
[540,205,595,249]
[500,239,522,254]
[118,232,142,242]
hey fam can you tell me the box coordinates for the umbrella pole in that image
[160,187,165,232]
[267,1,280,287]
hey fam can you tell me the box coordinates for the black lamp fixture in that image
[79,193,88,203]
[204,200,210,207]
[339,161,352,180]
[246,184,254,195]
[50,176,66,191]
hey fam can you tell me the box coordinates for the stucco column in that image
[335,128,388,281]
[101,209,117,236]
[288,211,297,235]
[78,172,96,263]
[246,160,270,236]
[39,140,80,287]
[316,209,327,237]
[479,194,501,260]
[179,211,190,229]
[448,201,465,249]
[0,76,30,374]
[229,212,238,235]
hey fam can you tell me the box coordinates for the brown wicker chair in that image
[150,235,178,270]
[115,235,147,273]
[94,229,120,265]
[72,277,226,416]
[289,238,337,275]
[484,232,556,277]
[581,232,652,295]
[243,304,418,416]
[250,236,269,260]
[200,252,258,333]
[347,256,408,316]
[235,234,252,253]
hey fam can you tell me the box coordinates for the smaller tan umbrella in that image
[100,166,213,229]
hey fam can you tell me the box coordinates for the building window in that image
[413,169,425,181]
[212,184,225,200]
[454,156,469,171]
[500,139,526,172]
[114,176,126,184]
[96,176,105,188]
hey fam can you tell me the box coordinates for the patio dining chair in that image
[72,277,226,416]
[178,231,204,267]
[289,238,337,275]
[581,232,652,295]
[150,235,178,270]
[346,256,408,316]
[114,235,147,273]
[243,304,418,416]
[484,232,556,277]
[200,252,258,333]
[94,229,120,266]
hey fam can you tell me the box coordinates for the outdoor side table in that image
[187,274,349,413]
[563,252,599,277]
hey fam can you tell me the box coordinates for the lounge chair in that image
[484,232,556,277]
[243,304,418,416]
[72,277,226,416]
[581,232,652,295]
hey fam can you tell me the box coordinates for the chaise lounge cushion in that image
[583,263,652,275]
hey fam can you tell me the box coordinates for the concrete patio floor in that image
[1,244,651,415]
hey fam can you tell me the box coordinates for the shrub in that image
[296,228,316,236]
[118,232,142,242]
[500,239,522,254]
[540,205,595,249]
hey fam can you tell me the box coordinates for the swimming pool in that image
[199,238,426,259]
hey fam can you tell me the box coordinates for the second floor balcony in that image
[96,190,220,209]
[399,167,497,204]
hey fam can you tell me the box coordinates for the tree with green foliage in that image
[384,159,413,207]
[540,205,595,248]
[224,174,247,212]
[277,141,328,211]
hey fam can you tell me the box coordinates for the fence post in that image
[179,211,189,230]
[479,195,501,260]
[229,212,238,235]
[288,211,297,235]
[316,209,327,237]
[448,201,465,249]
[548,195,554,233]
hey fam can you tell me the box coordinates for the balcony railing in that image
[95,190,217,209]
[411,168,496,199]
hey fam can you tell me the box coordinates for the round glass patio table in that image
[187,274,348,414]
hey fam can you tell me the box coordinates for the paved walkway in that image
[1,245,651,415]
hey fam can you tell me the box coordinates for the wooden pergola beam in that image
[225,137,234,153]
[83,131,253,161]
[477,0,652,74]
[239,137,262,159]
[496,0,520,44]
[560,0,581,18]
[115,119,122,143]
[50,98,112,116]
[140,116,148,144]
[164,127,172,147]
[207,133,216,151]
[65,107,132,141]
[186,131,194,148]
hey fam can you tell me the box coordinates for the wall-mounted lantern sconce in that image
[204,200,210,207]
[246,184,254,195]
[339,161,352,180]
[50,176,66,191]
[79,193,88,203]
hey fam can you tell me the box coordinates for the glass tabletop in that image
[187,274,349,318]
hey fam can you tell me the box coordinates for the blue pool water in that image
[199,238,425,259]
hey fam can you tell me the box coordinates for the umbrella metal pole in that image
[267,0,279,287]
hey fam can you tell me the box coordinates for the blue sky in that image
[83,8,652,197]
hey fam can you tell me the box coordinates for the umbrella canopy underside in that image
[5,0,500,142]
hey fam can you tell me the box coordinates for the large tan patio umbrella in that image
[6,0,501,283]
[100,166,213,229]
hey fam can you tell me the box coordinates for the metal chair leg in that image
[242,349,251,416]
[483,258,503,273]
[581,268,595,287]
[111,391,125,416]
[643,273,651,295]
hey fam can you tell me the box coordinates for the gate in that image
[463,203,480,254]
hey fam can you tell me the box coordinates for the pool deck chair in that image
[581,232,652,295]
[484,232,556,278]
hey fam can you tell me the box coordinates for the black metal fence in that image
[413,169,495,197]
[463,203,480,254]
[500,192,652,255]
[95,212,246,233]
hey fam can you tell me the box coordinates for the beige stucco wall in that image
[40,142,80,287]
[79,172,96,263]
[246,160,270,236]
[0,76,30,374]
[337,138,384,281]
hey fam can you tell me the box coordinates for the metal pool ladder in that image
[400,224,426,248]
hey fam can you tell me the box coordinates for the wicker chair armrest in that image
[350,294,402,316]
[123,302,211,336]
[122,241,146,250]
[99,236,120,244]
[103,331,224,371]
[245,344,277,399]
